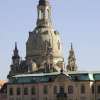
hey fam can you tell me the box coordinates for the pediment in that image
[54,73,71,82]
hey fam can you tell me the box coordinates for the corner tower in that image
[26,0,63,72]
[12,42,20,65]
[66,43,77,72]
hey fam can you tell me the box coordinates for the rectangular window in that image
[59,86,64,93]
[81,85,85,94]
[9,87,13,96]
[68,86,73,94]
[97,86,100,93]
[43,85,48,94]
[24,87,28,95]
[54,86,57,94]
[16,88,21,95]
[31,86,36,95]
[92,85,94,94]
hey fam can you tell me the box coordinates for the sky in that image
[0,0,100,80]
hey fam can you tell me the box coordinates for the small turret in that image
[66,43,77,71]
[12,42,20,65]
[37,0,52,27]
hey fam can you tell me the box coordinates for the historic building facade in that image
[7,72,100,100]
[3,0,100,100]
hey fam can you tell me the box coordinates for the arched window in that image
[68,85,73,94]
[57,41,60,50]
[45,9,49,19]
[39,10,44,19]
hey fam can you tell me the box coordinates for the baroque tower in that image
[12,42,20,65]
[66,43,77,71]
[26,0,63,71]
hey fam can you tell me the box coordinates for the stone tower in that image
[26,0,63,71]
[66,43,77,71]
[12,42,20,65]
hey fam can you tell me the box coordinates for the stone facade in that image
[7,72,100,100]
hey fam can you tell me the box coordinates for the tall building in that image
[6,0,100,100]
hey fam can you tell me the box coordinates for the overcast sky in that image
[0,0,100,80]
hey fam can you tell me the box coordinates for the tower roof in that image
[71,43,73,50]
[69,43,75,57]
[12,42,20,59]
[15,42,18,52]
[39,0,49,6]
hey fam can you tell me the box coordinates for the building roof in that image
[13,72,60,77]
[10,73,58,84]
[8,71,100,84]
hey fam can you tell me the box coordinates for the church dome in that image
[26,0,63,72]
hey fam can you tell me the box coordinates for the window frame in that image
[81,85,85,94]
[43,85,48,94]
[68,85,74,94]
[31,86,36,95]
[23,87,28,95]
[97,86,100,93]
[9,87,13,96]
[54,86,57,94]
[16,87,21,95]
